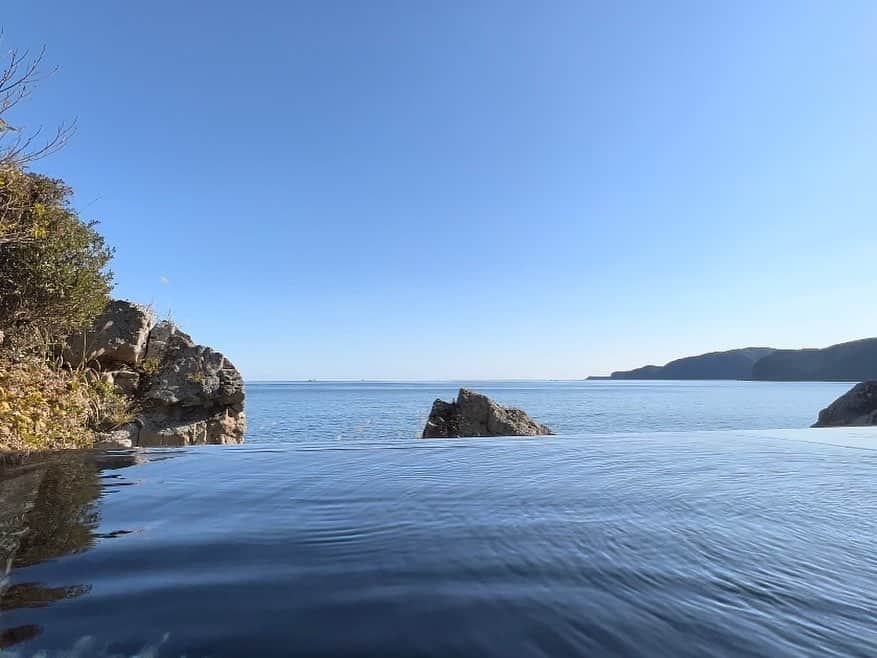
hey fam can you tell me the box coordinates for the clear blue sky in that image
[6,2,876,379]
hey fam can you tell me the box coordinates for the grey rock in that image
[94,436,134,449]
[423,399,459,438]
[64,300,154,367]
[812,381,877,427]
[136,405,246,447]
[138,417,207,447]
[422,388,553,438]
[100,369,140,396]
[204,405,247,445]
[136,326,246,447]
[94,423,140,449]
[66,307,248,449]
[144,321,194,363]
[143,344,244,408]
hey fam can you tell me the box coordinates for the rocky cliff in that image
[64,300,245,447]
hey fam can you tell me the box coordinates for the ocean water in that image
[246,380,855,442]
[1,381,876,657]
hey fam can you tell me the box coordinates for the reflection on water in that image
[1,583,91,612]
[0,626,40,652]
[0,451,146,650]
[0,430,875,657]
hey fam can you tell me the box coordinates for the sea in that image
[1,380,875,657]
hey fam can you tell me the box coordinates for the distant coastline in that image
[590,338,877,382]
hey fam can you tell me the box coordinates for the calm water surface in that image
[1,381,875,657]
[247,379,854,441]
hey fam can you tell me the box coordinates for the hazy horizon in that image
[8,1,877,380]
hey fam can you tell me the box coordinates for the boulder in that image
[64,300,154,368]
[61,306,246,449]
[133,321,246,447]
[204,405,247,444]
[94,423,140,449]
[100,369,140,396]
[143,344,244,408]
[422,388,553,438]
[137,406,246,447]
[138,416,208,447]
[144,320,194,363]
[94,436,134,450]
[812,381,877,427]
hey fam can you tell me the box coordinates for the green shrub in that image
[0,40,126,452]
[140,356,161,376]
[0,166,114,350]
[86,374,136,431]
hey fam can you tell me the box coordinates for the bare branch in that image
[0,38,68,170]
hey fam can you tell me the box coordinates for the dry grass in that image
[0,357,133,451]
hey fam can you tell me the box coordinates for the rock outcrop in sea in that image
[812,381,877,427]
[422,388,552,438]
[64,301,246,447]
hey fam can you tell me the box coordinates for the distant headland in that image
[589,338,877,382]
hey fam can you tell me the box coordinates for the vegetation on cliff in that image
[0,358,131,451]
[0,168,114,348]
[0,40,118,451]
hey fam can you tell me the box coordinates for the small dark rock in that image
[812,381,877,427]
